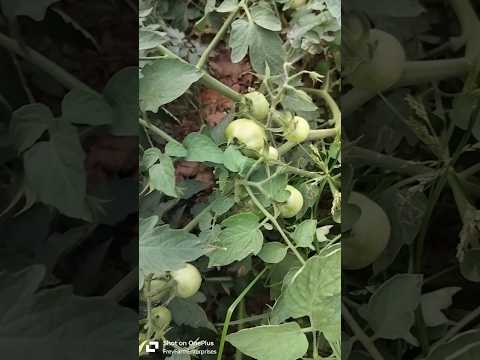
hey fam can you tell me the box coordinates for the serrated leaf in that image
[140,59,202,112]
[367,274,423,345]
[149,154,177,197]
[183,132,224,163]
[251,3,281,32]
[229,19,254,63]
[249,25,285,75]
[23,120,91,221]
[293,219,317,248]
[140,225,207,274]
[208,213,263,266]
[421,287,461,327]
[271,251,341,341]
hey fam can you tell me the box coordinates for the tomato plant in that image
[138,0,341,359]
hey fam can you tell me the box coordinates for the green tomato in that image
[171,264,202,298]
[342,192,391,270]
[244,91,270,121]
[348,29,406,92]
[151,306,172,330]
[284,116,310,143]
[225,118,266,151]
[289,0,307,9]
[279,185,304,218]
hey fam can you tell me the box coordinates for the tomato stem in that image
[244,185,306,265]
[158,44,243,102]
[196,4,241,69]
[0,32,96,94]
[342,302,385,360]
[216,267,268,360]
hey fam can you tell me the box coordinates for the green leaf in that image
[271,251,341,341]
[140,225,207,274]
[249,25,286,74]
[62,88,113,126]
[251,3,281,32]
[208,213,263,266]
[293,219,317,248]
[0,0,60,20]
[140,58,202,112]
[229,19,254,63]
[367,274,423,345]
[10,103,53,153]
[139,29,165,50]
[183,132,224,163]
[227,323,309,360]
[0,266,137,358]
[421,287,461,327]
[282,88,318,113]
[142,147,162,169]
[223,145,251,172]
[24,120,91,221]
[216,0,239,13]
[149,154,177,197]
[450,94,480,141]
[169,297,216,331]
[165,141,188,157]
[257,242,287,263]
[103,67,139,135]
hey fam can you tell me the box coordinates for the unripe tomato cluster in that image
[225,91,309,219]
[227,91,311,154]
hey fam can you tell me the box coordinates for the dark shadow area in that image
[0,1,138,358]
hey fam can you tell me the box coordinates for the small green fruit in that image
[279,185,304,218]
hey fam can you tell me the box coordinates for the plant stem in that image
[139,118,181,145]
[217,268,268,360]
[183,201,217,232]
[104,267,138,302]
[443,303,480,341]
[346,146,433,176]
[398,58,471,87]
[342,302,385,360]
[450,0,480,59]
[0,32,96,94]
[197,7,240,69]
[302,88,341,129]
[277,128,337,155]
[245,185,306,265]
[158,44,243,102]
[341,87,376,118]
